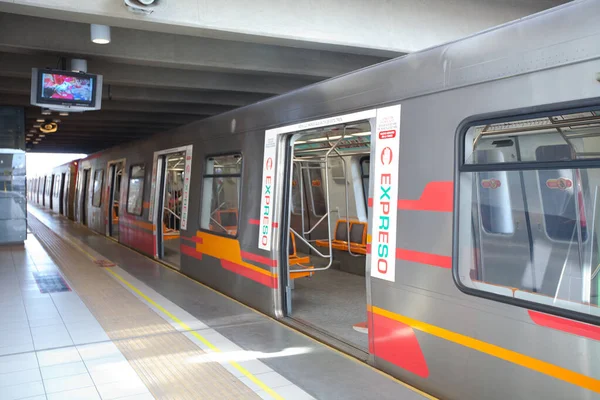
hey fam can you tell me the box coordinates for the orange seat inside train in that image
[316,219,367,255]
[210,209,239,236]
[289,232,314,279]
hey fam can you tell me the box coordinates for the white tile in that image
[44,372,94,394]
[83,355,128,379]
[227,360,273,378]
[0,343,35,357]
[267,385,315,400]
[70,331,110,346]
[46,386,101,400]
[41,361,88,380]
[0,368,42,388]
[28,316,64,329]
[0,380,45,400]
[0,328,33,348]
[113,393,155,400]
[77,342,120,361]
[27,309,62,321]
[0,353,38,374]
[31,325,73,350]
[239,376,262,392]
[37,347,82,367]
[252,371,293,389]
[96,379,150,400]
[88,362,139,386]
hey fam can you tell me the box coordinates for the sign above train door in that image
[370,105,401,282]
[258,109,377,251]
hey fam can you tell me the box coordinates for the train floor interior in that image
[290,265,368,351]
[10,204,432,400]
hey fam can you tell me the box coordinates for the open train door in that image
[149,145,193,269]
[106,159,125,240]
[261,106,400,355]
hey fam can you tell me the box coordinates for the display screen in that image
[37,70,96,106]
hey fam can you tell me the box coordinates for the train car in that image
[39,1,600,399]
[32,160,79,220]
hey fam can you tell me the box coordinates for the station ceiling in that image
[0,12,396,154]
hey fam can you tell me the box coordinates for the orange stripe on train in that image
[370,306,600,394]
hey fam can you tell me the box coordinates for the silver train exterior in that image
[29,1,600,399]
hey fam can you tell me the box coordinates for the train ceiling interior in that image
[0,11,398,154]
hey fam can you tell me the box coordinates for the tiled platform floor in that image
[0,237,153,400]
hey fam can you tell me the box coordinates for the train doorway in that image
[81,168,90,225]
[59,172,66,215]
[154,150,186,268]
[107,160,125,240]
[281,120,372,352]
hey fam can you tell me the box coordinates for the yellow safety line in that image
[371,306,600,394]
[32,209,436,400]
[62,234,284,400]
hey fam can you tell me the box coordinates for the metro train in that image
[27,1,600,399]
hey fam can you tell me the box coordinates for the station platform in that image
[0,204,436,400]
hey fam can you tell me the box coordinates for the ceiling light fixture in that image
[33,124,41,128]
[36,118,44,123]
[41,109,51,116]
[59,112,69,117]
[91,24,111,44]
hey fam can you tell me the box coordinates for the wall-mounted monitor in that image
[30,68,103,112]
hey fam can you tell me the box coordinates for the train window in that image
[457,109,600,322]
[92,169,104,207]
[127,164,145,216]
[360,157,370,209]
[200,154,242,237]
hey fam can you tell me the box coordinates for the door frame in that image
[105,158,126,237]
[260,109,378,319]
[59,172,66,215]
[80,168,91,225]
[148,145,193,259]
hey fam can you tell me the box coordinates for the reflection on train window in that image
[308,162,327,217]
[92,169,104,207]
[200,154,242,236]
[458,110,600,320]
[54,174,60,197]
[360,157,370,209]
[290,163,302,214]
[127,164,145,216]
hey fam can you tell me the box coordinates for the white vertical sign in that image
[258,130,278,250]
[370,105,401,282]
[180,145,193,230]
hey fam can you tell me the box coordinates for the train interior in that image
[157,151,186,268]
[459,110,600,315]
[284,121,372,351]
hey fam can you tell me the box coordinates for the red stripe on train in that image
[528,310,600,341]
[369,310,429,378]
[249,219,278,228]
[397,181,453,212]
[181,236,203,244]
[181,244,202,260]
[396,248,451,269]
[220,260,277,288]
[241,251,277,268]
